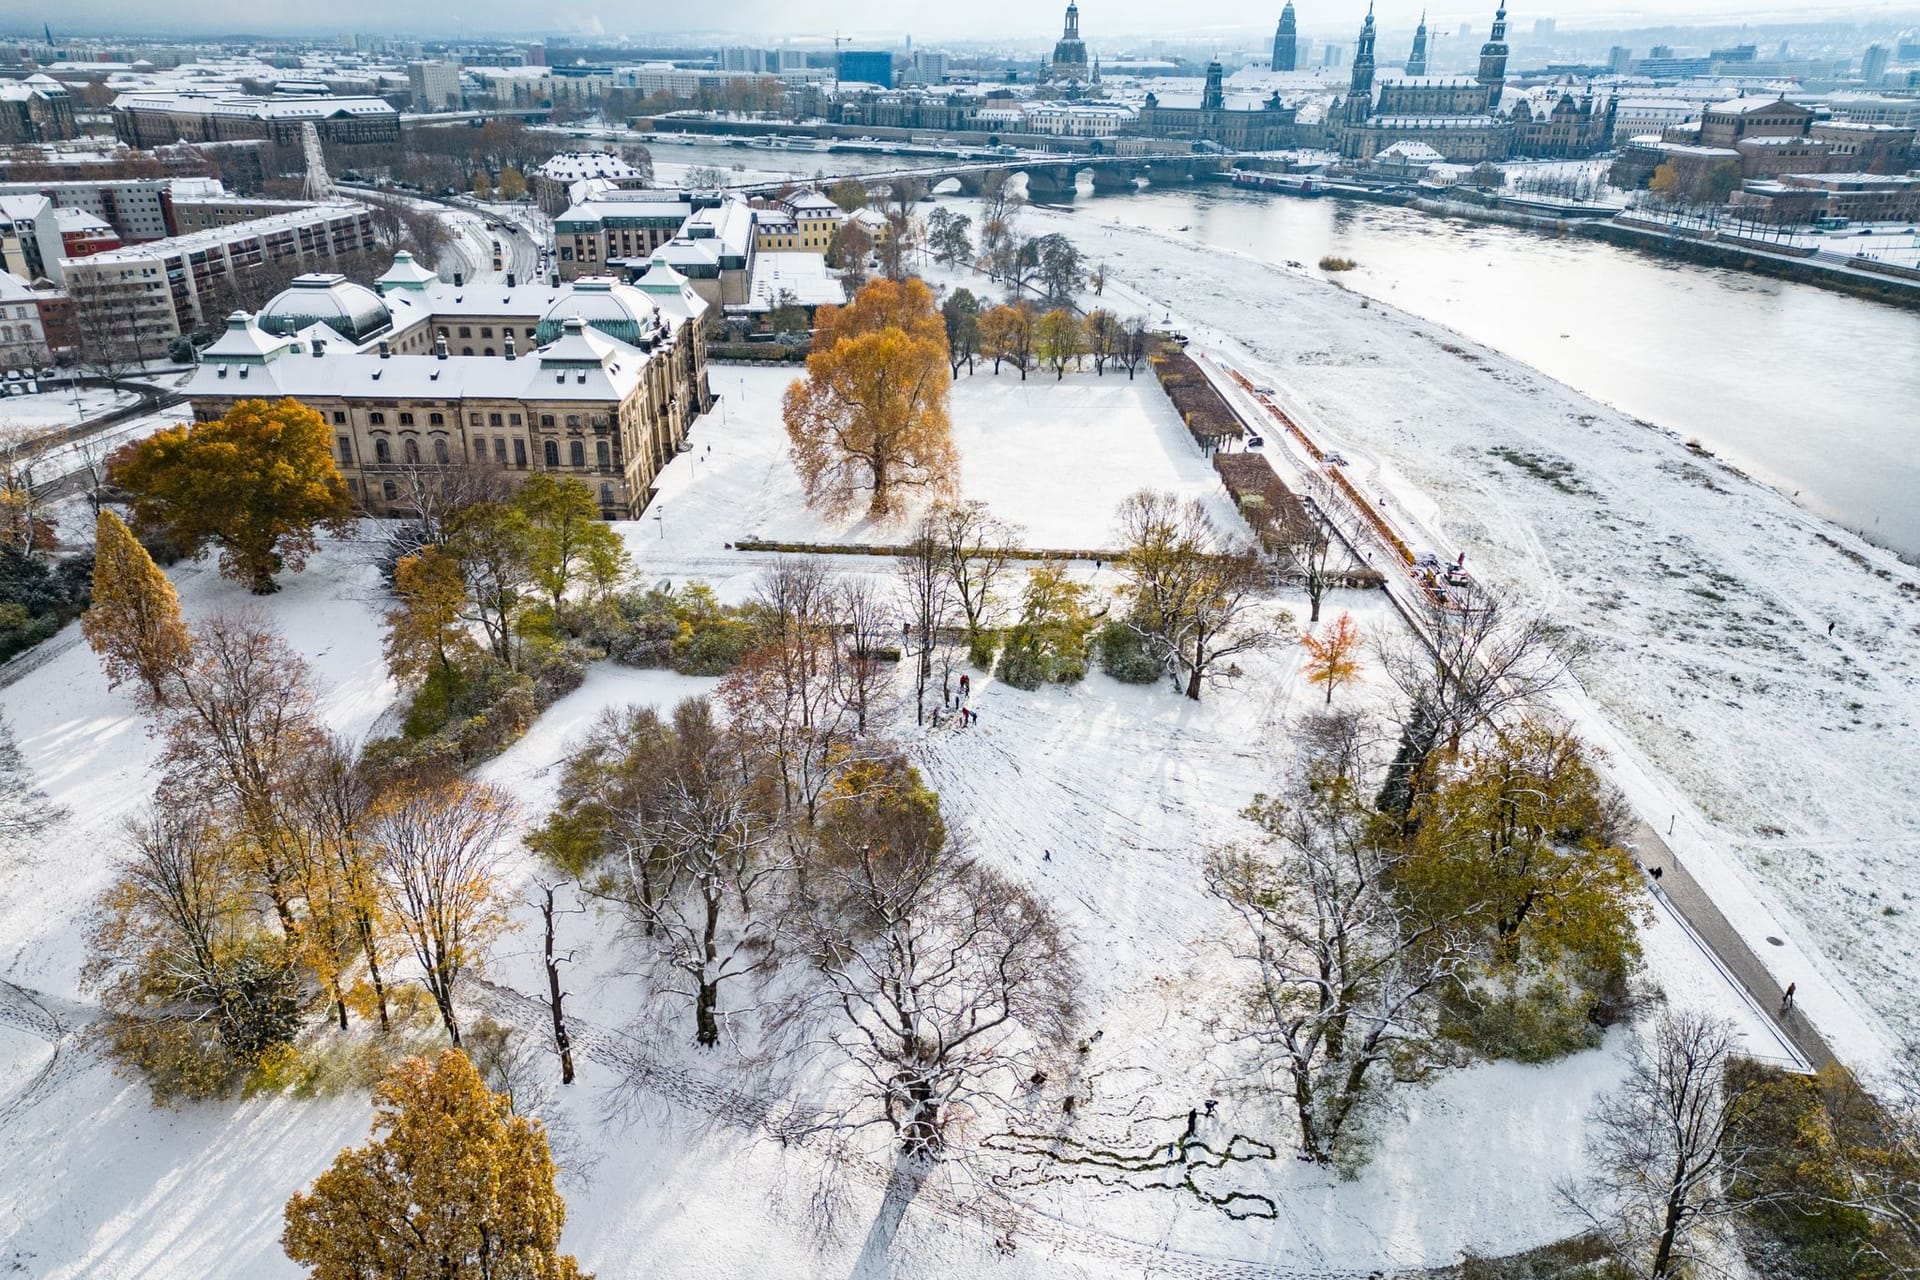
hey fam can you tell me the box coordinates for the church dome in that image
[257,273,392,344]
[534,276,661,348]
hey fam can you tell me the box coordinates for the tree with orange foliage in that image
[978,303,1035,380]
[111,398,354,594]
[783,325,956,520]
[811,275,948,354]
[283,1049,591,1280]
[1302,611,1363,705]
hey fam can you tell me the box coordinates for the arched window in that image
[433,438,449,464]
[382,480,397,500]
[543,439,559,468]
[596,440,610,469]
[569,440,585,468]
[600,482,615,507]
[374,438,390,464]
[402,437,420,464]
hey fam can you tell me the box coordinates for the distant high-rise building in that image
[526,43,545,67]
[407,60,461,111]
[1406,11,1429,75]
[1272,2,1298,72]
[1861,43,1889,85]
[1608,45,1632,74]
[836,50,894,87]
[1533,17,1555,36]
[1323,42,1344,68]
[1458,23,1472,39]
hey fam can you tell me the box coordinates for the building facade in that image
[1137,63,1300,149]
[59,203,379,352]
[185,266,712,521]
[0,271,49,370]
[112,93,401,148]
[0,76,78,143]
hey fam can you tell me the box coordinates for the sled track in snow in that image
[0,980,92,1130]
[469,977,1446,1279]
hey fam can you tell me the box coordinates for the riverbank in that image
[1580,217,1920,311]
[1017,194,1920,1071]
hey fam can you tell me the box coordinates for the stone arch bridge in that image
[733,153,1232,202]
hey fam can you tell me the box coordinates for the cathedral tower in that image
[1345,1,1377,122]
[1406,10,1429,75]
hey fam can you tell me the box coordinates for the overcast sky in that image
[21,0,1919,41]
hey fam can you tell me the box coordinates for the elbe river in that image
[653,138,1920,560]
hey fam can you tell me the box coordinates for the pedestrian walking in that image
[1828,620,1836,636]
[959,673,970,698]
[1185,1108,1198,1138]
[1648,865,1663,882]
[1782,982,1796,1011]
[1204,1099,1217,1119]
[1043,849,1051,862]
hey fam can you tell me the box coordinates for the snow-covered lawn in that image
[655,364,1236,560]
[0,359,1790,1275]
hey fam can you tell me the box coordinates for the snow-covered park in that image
[0,336,1803,1277]
[0,384,142,447]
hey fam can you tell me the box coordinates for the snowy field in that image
[0,358,1792,1276]
[1006,196,1920,1071]
[651,364,1238,566]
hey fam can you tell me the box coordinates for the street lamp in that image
[654,503,665,540]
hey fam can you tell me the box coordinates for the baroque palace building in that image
[185,259,712,521]
[1333,2,1614,162]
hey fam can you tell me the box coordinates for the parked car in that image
[1245,434,1265,450]
[1415,551,1444,571]
[1324,452,1348,466]
[1254,384,1275,395]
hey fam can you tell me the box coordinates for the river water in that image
[644,139,1920,560]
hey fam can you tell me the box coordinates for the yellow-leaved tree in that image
[111,398,355,594]
[783,278,956,520]
[384,546,477,688]
[1301,611,1363,706]
[82,508,192,703]
[283,1049,591,1280]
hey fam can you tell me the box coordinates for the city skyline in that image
[14,0,1920,41]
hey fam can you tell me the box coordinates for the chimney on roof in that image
[453,271,464,287]
[435,332,448,360]
[504,331,516,360]
[378,339,390,358]
[311,337,326,357]
[506,272,517,287]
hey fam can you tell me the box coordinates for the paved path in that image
[1625,817,1836,1071]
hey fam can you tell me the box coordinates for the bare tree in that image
[1118,316,1152,380]
[537,880,578,1085]
[159,609,327,936]
[1564,1012,1766,1279]
[1376,580,1579,820]
[1261,478,1356,626]
[369,779,518,1047]
[896,516,960,725]
[1205,779,1474,1168]
[785,837,1077,1158]
[930,500,1022,644]
[1116,490,1279,701]
[721,558,879,826]
[67,274,147,378]
[834,576,898,738]
[602,698,786,1048]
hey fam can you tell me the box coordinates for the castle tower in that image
[1202,60,1226,112]
[1272,2,1298,72]
[1345,1,1377,122]
[1407,10,1429,75]
[1477,2,1510,103]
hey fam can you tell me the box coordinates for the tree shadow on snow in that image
[848,1154,929,1279]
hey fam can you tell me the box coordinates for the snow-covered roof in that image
[740,251,842,312]
[186,315,664,404]
[258,273,393,344]
[536,151,647,184]
[375,250,439,293]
